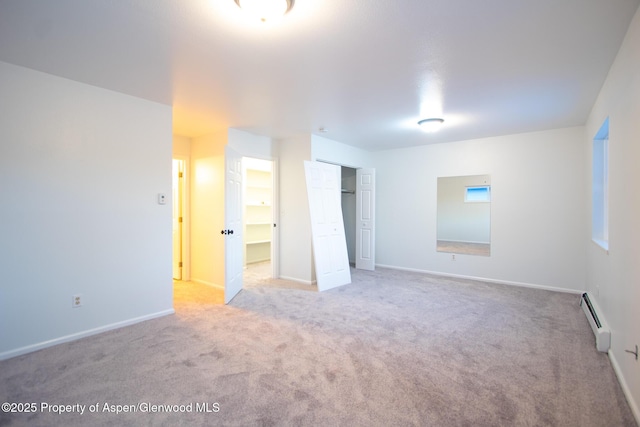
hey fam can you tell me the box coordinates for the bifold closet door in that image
[304,161,351,291]
[356,168,375,271]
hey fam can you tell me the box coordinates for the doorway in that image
[317,161,375,272]
[341,166,357,266]
[242,157,275,285]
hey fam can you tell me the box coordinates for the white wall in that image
[311,134,373,167]
[0,61,174,359]
[371,127,586,292]
[190,132,226,288]
[228,128,274,160]
[585,6,640,421]
[173,134,191,158]
[277,135,314,284]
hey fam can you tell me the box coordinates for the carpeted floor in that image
[0,267,636,426]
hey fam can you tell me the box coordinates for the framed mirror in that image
[437,174,491,256]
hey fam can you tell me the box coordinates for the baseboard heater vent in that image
[580,292,610,352]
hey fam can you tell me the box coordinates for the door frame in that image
[269,158,280,279]
[241,156,279,280]
[172,155,190,281]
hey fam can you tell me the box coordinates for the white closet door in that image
[224,146,243,304]
[304,161,351,291]
[356,168,376,271]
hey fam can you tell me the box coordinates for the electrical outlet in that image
[452,254,456,261]
[72,294,82,308]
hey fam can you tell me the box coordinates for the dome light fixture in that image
[418,118,445,133]
[234,0,295,22]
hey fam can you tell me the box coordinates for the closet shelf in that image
[246,240,271,245]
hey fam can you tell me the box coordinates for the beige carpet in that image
[0,267,636,426]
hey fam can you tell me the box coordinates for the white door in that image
[304,161,351,291]
[356,168,376,271]
[224,146,243,304]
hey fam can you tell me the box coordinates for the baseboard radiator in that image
[580,292,611,352]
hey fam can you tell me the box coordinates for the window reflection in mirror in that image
[437,175,491,256]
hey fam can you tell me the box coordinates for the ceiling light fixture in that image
[418,118,445,133]
[234,0,294,22]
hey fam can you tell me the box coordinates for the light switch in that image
[158,193,167,205]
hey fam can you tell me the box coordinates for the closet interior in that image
[341,166,357,266]
[243,158,273,267]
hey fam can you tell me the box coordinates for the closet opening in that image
[341,166,357,266]
[243,157,275,283]
[316,160,375,272]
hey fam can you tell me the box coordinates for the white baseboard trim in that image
[278,275,316,286]
[0,309,175,361]
[609,350,640,425]
[191,278,224,290]
[375,264,583,295]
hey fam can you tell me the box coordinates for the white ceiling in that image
[1,0,638,150]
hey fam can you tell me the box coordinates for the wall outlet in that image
[72,294,82,308]
[452,254,456,261]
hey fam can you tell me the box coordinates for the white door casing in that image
[172,159,184,280]
[304,161,351,291]
[224,146,243,304]
[356,168,375,271]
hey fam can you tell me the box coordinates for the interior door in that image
[172,159,184,280]
[224,146,243,304]
[356,168,376,271]
[304,161,351,291]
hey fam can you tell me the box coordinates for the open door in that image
[356,168,375,271]
[224,146,243,304]
[304,161,351,291]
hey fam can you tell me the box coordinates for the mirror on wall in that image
[437,174,491,256]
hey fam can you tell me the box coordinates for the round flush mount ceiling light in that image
[418,118,445,133]
[234,0,295,22]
